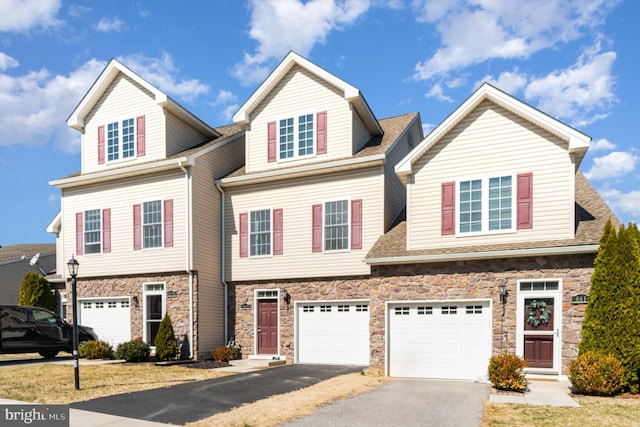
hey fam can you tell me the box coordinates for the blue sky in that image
[0,0,638,246]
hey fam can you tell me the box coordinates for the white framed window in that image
[143,200,163,249]
[324,199,349,251]
[107,118,136,162]
[250,209,271,256]
[279,113,315,160]
[84,209,102,254]
[458,174,514,234]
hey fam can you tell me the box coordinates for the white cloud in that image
[95,17,125,33]
[0,0,61,32]
[0,58,106,152]
[583,151,639,181]
[599,188,640,222]
[117,53,209,102]
[478,70,528,95]
[590,138,616,151]
[425,83,453,102]
[68,4,91,19]
[0,52,19,71]
[412,0,620,81]
[232,0,371,85]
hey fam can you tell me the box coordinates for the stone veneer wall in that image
[65,272,197,356]
[229,253,594,375]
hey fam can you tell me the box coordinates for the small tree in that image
[19,272,55,311]
[154,314,177,361]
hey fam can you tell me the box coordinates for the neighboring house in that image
[0,244,56,305]
[49,59,245,356]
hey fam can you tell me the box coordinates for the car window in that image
[3,307,29,325]
[31,309,59,326]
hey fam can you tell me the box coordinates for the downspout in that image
[179,160,194,359]
[215,182,228,345]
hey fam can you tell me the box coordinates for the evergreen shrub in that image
[154,315,177,361]
[569,351,624,396]
[488,353,527,392]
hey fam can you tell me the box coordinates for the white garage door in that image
[297,301,370,365]
[388,301,492,379]
[79,298,131,348]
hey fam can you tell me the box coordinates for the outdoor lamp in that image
[498,281,508,305]
[283,289,291,307]
[67,255,80,390]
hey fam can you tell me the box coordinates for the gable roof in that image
[67,59,219,138]
[233,51,382,135]
[395,83,591,180]
[0,244,56,263]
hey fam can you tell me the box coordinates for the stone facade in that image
[229,253,594,375]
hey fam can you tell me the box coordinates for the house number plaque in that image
[571,294,588,304]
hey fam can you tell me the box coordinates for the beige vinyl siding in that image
[165,112,211,157]
[408,101,574,250]
[82,73,166,174]
[245,65,352,173]
[224,168,384,281]
[190,136,245,355]
[352,109,372,154]
[62,170,187,277]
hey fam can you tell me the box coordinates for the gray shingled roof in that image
[365,172,620,261]
[0,244,56,263]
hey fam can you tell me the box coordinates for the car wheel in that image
[39,351,59,358]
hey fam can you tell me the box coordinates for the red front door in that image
[257,299,278,354]
[523,297,554,368]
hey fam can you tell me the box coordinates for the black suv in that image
[0,304,98,358]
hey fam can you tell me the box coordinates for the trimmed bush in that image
[569,351,624,396]
[19,272,55,311]
[79,340,113,359]
[213,346,232,362]
[154,315,177,361]
[488,353,527,392]
[116,340,150,362]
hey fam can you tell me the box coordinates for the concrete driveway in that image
[281,379,490,427]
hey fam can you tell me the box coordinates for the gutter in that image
[365,244,600,265]
[215,182,228,345]
[178,160,195,359]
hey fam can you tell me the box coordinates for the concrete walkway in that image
[489,377,580,407]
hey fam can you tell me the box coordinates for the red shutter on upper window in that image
[239,213,248,258]
[273,208,283,255]
[102,208,111,253]
[441,182,456,235]
[267,121,276,163]
[164,199,173,247]
[98,125,105,164]
[517,172,533,229]
[351,199,362,250]
[312,204,323,253]
[316,111,327,154]
[75,212,84,255]
[133,204,142,250]
[136,115,146,157]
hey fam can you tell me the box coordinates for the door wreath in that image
[526,300,551,327]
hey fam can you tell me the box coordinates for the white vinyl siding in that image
[352,111,372,154]
[245,65,352,173]
[225,168,383,281]
[407,100,574,250]
[165,111,211,157]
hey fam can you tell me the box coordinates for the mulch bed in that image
[183,360,230,369]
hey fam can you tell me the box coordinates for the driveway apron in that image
[70,364,362,425]
[281,379,490,427]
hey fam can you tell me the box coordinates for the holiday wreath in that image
[526,300,551,327]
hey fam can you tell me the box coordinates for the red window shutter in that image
[133,204,142,250]
[98,125,105,164]
[164,199,173,247]
[136,115,146,157]
[267,121,276,163]
[441,182,456,235]
[312,204,323,253]
[102,208,111,253]
[273,208,283,255]
[517,172,533,229]
[351,199,362,250]
[75,212,84,255]
[239,213,248,258]
[316,111,327,154]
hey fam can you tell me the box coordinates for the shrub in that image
[19,272,55,311]
[488,353,527,392]
[154,315,177,361]
[569,351,624,396]
[79,340,113,359]
[116,340,150,362]
[213,346,232,362]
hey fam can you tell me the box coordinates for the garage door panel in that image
[79,298,131,348]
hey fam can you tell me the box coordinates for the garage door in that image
[388,301,492,379]
[79,298,131,348]
[297,301,370,365]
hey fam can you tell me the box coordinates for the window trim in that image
[141,199,164,250]
[105,116,137,163]
[249,207,273,258]
[83,208,103,255]
[277,111,317,162]
[323,198,351,253]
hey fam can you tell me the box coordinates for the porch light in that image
[498,281,508,304]
[283,289,291,307]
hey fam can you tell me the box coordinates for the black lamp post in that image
[67,255,80,390]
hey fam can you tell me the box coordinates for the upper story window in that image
[279,113,314,160]
[84,209,102,254]
[134,199,173,250]
[239,208,283,258]
[312,199,362,253]
[143,200,163,249]
[250,209,271,256]
[107,118,136,162]
[324,200,349,251]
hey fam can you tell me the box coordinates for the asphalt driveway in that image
[70,364,362,425]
